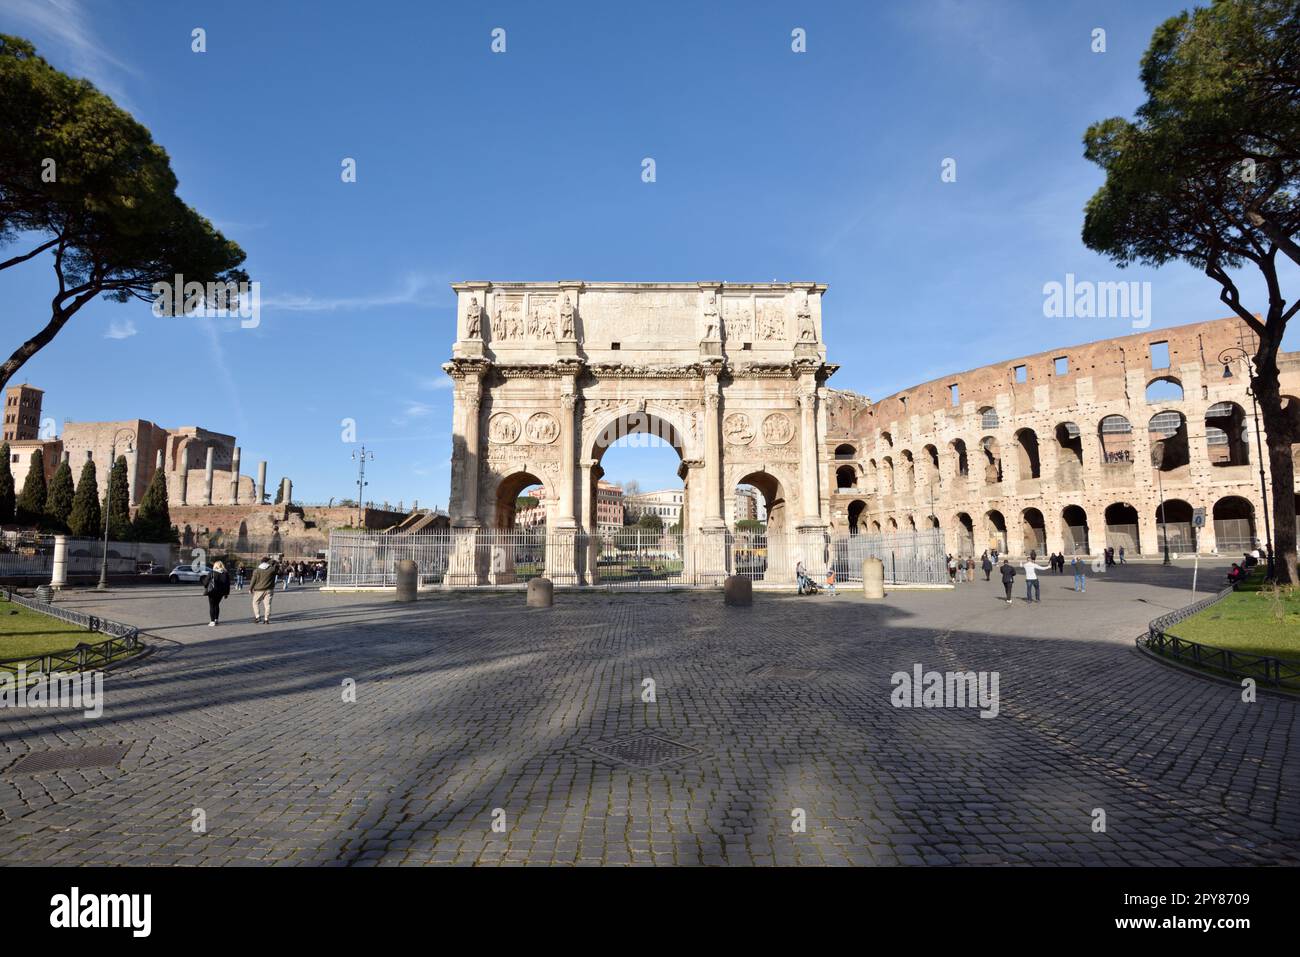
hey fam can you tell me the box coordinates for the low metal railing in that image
[0,588,142,677]
[1138,584,1300,688]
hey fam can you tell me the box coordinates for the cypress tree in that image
[133,469,177,543]
[68,459,101,538]
[45,460,75,531]
[0,442,14,524]
[16,448,46,526]
[106,454,132,541]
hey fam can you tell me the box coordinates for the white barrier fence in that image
[327,528,948,590]
[0,537,177,581]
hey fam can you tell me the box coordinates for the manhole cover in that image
[8,744,130,774]
[750,664,820,680]
[589,732,699,769]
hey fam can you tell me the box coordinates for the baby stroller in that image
[797,569,820,595]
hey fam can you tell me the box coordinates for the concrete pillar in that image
[51,534,68,590]
[395,559,417,602]
[126,447,139,505]
[281,477,292,505]
[179,460,189,506]
[526,577,554,608]
[256,461,267,503]
[862,557,884,598]
[155,449,163,471]
[203,446,215,505]
[557,385,576,526]
[230,446,241,504]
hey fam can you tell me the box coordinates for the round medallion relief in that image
[723,412,755,446]
[487,412,520,444]
[761,412,794,446]
[526,412,560,445]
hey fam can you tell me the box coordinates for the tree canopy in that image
[68,458,100,538]
[0,34,247,391]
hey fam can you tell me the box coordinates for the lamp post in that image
[1218,347,1274,579]
[352,446,373,527]
[96,428,136,591]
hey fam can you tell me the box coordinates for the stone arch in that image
[1061,504,1089,554]
[1212,495,1256,552]
[835,464,858,489]
[922,444,940,485]
[899,449,915,491]
[979,436,1002,484]
[1156,498,1195,553]
[886,516,898,531]
[1205,401,1250,466]
[950,438,969,477]
[984,509,1007,553]
[881,455,895,494]
[491,467,557,529]
[1103,501,1140,553]
[834,443,857,460]
[953,511,975,556]
[1098,415,1133,463]
[846,499,867,533]
[978,406,999,430]
[1145,375,1184,403]
[1148,410,1189,470]
[732,466,793,533]
[1021,507,1046,555]
[1014,428,1041,479]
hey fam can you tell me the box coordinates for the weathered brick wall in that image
[823,316,1300,557]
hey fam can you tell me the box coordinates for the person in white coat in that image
[1022,552,1050,603]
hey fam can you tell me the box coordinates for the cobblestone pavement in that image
[1,563,1297,866]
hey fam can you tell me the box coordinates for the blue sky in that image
[2,0,1297,503]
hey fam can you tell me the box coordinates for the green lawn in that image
[1170,573,1300,663]
[0,602,91,660]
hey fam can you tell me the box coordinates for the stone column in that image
[203,446,215,505]
[230,446,241,504]
[51,534,68,590]
[281,477,292,505]
[256,461,267,503]
[557,383,577,526]
[703,376,724,527]
[797,377,822,526]
[579,458,598,584]
[459,372,484,525]
[179,458,189,506]
[126,447,139,505]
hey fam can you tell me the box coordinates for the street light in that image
[96,428,136,591]
[1219,347,1274,579]
[351,446,374,527]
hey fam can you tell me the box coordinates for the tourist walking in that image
[826,567,837,596]
[1071,556,1087,592]
[204,561,231,626]
[999,557,1016,603]
[981,552,992,581]
[947,554,957,584]
[281,560,292,592]
[250,557,277,623]
[1118,546,1126,565]
[966,557,975,582]
[234,561,246,591]
[1022,552,1049,603]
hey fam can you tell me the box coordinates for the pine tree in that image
[106,455,132,541]
[68,459,101,538]
[132,468,177,543]
[0,442,14,524]
[15,448,46,526]
[44,460,75,532]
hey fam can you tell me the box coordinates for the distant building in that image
[3,384,43,442]
[734,487,759,524]
[624,488,684,526]
[596,481,624,533]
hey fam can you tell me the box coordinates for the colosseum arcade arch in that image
[444,280,835,585]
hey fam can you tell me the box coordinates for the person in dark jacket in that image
[249,558,277,623]
[204,561,231,626]
[981,553,993,581]
[999,558,1016,604]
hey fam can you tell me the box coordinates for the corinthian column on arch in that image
[702,366,725,528]
[557,375,578,527]
[452,365,486,527]
[796,374,824,527]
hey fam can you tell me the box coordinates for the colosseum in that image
[822,316,1300,560]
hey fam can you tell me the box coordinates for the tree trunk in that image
[1252,360,1297,586]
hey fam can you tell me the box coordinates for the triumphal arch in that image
[441,281,836,584]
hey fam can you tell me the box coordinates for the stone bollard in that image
[723,575,752,607]
[395,559,418,602]
[527,577,554,608]
[51,534,68,591]
[862,558,885,599]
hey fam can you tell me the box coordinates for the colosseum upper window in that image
[979,407,999,429]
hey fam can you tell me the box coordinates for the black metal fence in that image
[1138,586,1300,689]
[0,588,143,678]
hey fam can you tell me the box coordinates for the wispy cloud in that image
[262,273,448,313]
[104,319,137,339]
[417,375,454,391]
[4,0,138,106]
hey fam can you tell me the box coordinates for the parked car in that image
[168,564,210,586]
